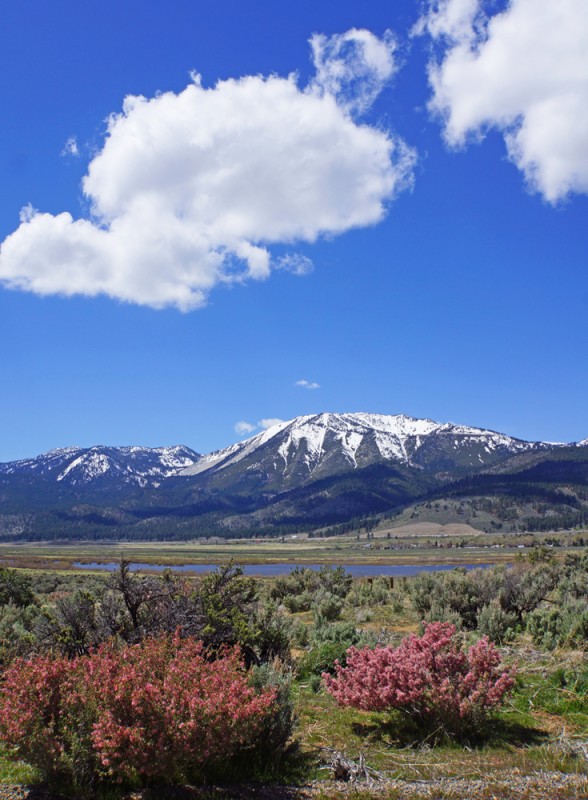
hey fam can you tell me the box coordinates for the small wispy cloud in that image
[235,421,256,436]
[235,418,286,437]
[309,28,398,116]
[295,379,320,390]
[276,254,314,276]
[259,418,285,429]
[61,137,79,157]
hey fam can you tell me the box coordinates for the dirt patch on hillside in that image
[378,522,484,538]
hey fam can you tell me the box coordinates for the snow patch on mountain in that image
[58,453,111,482]
[183,419,294,476]
[0,447,81,476]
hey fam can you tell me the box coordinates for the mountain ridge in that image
[3,412,583,485]
[0,444,201,488]
[0,412,586,541]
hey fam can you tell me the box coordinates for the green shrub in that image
[297,640,352,679]
[0,569,35,608]
[311,621,361,645]
[297,621,369,680]
[252,603,294,664]
[409,563,559,631]
[423,601,463,630]
[291,619,310,647]
[346,578,390,608]
[477,603,518,644]
[247,661,295,772]
[312,589,343,625]
[527,600,588,650]
[0,604,39,666]
[269,566,351,614]
[409,569,494,630]
[282,589,314,613]
[499,561,559,622]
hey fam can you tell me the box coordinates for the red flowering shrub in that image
[323,622,515,735]
[0,634,281,788]
[0,653,78,777]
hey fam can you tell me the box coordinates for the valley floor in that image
[1,523,583,574]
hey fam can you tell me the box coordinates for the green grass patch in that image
[294,670,588,786]
[508,660,588,730]
[0,743,40,785]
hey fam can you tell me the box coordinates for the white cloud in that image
[61,137,79,157]
[235,417,286,436]
[419,0,588,201]
[295,379,320,390]
[309,28,398,116]
[259,418,285,429]
[413,0,481,43]
[0,30,415,310]
[235,421,256,436]
[276,254,314,276]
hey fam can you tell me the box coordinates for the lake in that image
[73,561,495,578]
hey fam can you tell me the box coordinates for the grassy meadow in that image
[0,521,583,573]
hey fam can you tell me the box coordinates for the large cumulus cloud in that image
[0,30,415,311]
[418,0,588,202]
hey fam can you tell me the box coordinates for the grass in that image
[0,744,39,785]
[506,646,588,732]
[290,633,588,786]
[294,679,588,784]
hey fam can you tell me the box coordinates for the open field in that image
[0,525,584,574]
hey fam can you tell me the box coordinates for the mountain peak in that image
[180,411,537,489]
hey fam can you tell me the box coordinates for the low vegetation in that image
[323,621,515,736]
[0,635,286,790]
[0,549,586,797]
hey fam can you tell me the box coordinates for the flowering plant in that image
[323,622,515,734]
[0,634,279,787]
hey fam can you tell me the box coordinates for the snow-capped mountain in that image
[0,445,201,488]
[181,412,541,491]
[0,413,586,541]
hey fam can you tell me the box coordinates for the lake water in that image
[73,561,495,578]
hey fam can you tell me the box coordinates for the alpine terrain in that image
[0,413,586,540]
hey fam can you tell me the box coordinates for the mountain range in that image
[1,413,587,540]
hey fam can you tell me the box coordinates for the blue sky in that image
[1,0,587,461]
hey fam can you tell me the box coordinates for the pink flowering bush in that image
[0,634,282,788]
[0,652,81,778]
[323,622,515,735]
